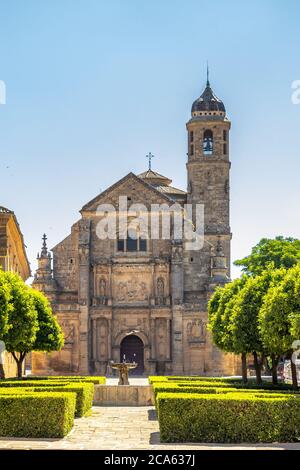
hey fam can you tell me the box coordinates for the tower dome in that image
[191,75,226,117]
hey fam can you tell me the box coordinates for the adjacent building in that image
[0,206,31,377]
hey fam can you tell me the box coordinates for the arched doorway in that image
[120,335,144,375]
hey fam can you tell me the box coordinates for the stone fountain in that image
[110,360,137,385]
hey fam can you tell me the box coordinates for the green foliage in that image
[0,380,72,387]
[31,383,94,417]
[24,376,106,384]
[30,290,64,352]
[157,392,300,443]
[0,392,76,438]
[2,272,38,354]
[208,277,247,353]
[0,381,94,417]
[0,270,11,336]
[230,270,286,355]
[259,264,300,356]
[234,236,300,276]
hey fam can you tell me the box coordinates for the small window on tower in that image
[203,129,213,155]
[190,131,194,143]
[190,144,194,156]
[223,130,227,141]
[223,143,227,155]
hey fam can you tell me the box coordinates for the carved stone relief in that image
[187,319,207,344]
[116,279,149,303]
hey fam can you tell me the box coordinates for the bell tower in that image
[186,72,231,281]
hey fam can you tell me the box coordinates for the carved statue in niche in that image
[98,277,107,304]
[157,278,164,297]
[99,278,106,297]
[157,277,164,305]
[187,319,207,343]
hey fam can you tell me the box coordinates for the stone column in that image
[171,241,184,374]
[78,219,91,374]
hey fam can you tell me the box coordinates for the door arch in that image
[120,335,144,375]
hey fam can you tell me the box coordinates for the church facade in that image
[32,78,240,376]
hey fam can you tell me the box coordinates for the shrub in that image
[32,383,94,417]
[0,380,71,388]
[28,376,106,384]
[4,376,106,385]
[0,392,76,438]
[157,392,300,443]
[0,382,94,417]
[153,383,297,403]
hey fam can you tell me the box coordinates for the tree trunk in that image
[11,352,26,379]
[241,352,248,384]
[271,354,279,385]
[253,351,262,385]
[291,358,298,390]
[0,363,5,379]
[263,356,271,375]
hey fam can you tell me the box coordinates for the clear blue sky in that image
[0,0,299,278]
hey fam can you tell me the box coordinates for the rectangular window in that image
[117,239,125,252]
[190,144,194,156]
[223,130,227,141]
[140,238,147,251]
[190,131,194,142]
[127,235,138,252]
[223,143,227,155]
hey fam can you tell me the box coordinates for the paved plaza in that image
[0,405,300,450]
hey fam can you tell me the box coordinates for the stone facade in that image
[0,206,31,377]
[32,80,240,376]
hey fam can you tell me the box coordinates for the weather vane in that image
[146,152,154,170]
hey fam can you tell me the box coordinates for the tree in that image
[208,277,248,382]
[259,264,300,390]
[31,290,64,352]
[0,271,11,379]
[234,236,300,277]
[2,272,38,378]
[230,270,286,385]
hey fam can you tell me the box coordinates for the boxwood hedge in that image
[32,383,94,417]
[2,376,106,385]
[157,392,300,443]
[0,392,76,438]
[0,382,94,417]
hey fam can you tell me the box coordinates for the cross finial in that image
[146,152,154,170]
[41,233,48,256]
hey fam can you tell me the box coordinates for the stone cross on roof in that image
[146,152,154,170]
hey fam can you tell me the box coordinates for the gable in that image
[81,172,175,215]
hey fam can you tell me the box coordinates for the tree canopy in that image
[234,236,300,276]
[0,271,64,378]
[31,289,64,352]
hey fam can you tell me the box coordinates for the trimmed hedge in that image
[157,392,300,443]
[25,376,106,385]
[0,380,72,388]
[0,392,76,438]
[0,382,94,417]
[149,376,240,384]
[3,376,106,385]
[149,376,293,391]
[152,383,297,404]
[32,383,94,417]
